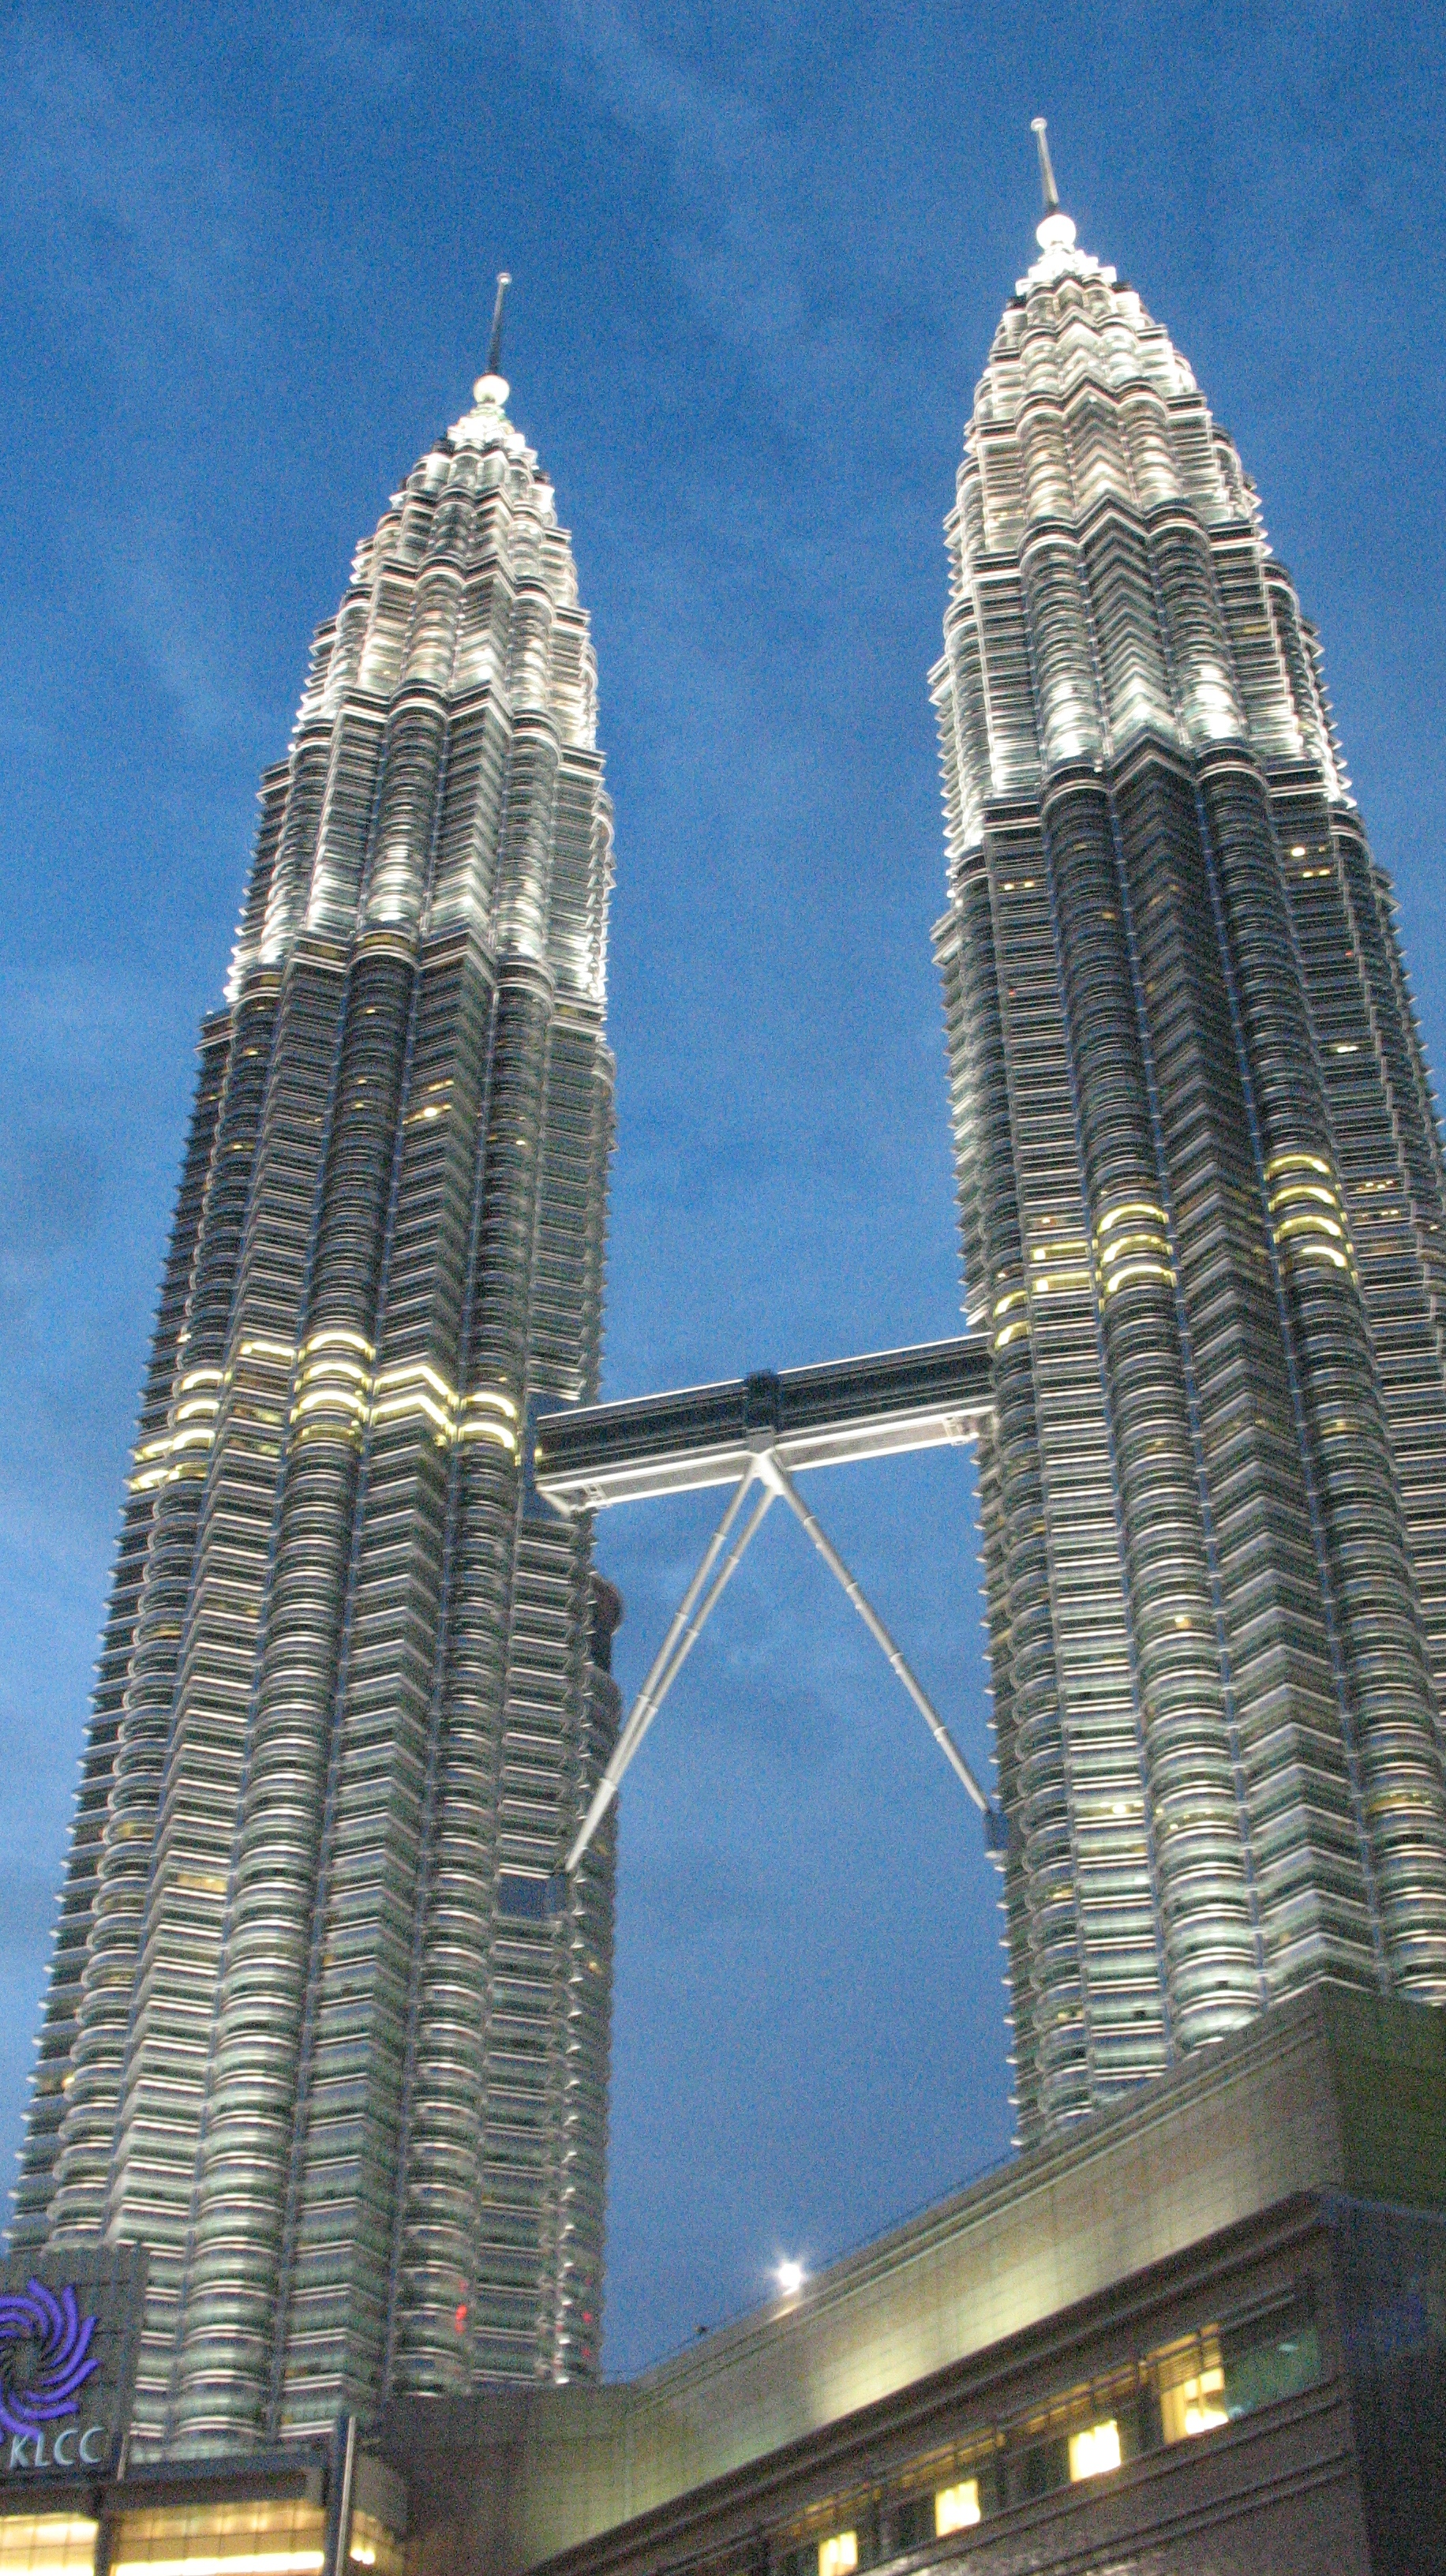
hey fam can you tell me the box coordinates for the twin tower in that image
[17,160,1446,2452]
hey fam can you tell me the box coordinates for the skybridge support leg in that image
[762,1451,992,1818]
[553,1438,999,1899]
[562,1468,775,1879]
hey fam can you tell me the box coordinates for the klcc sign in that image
[0,2279,103,2469]
[0,2247,145,2484]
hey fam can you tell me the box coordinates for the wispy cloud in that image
[0,30,278,747]
[293,2,414,95]
[0,1129,103,1310]
[557,4,921,406]
[0,23,255,360]
[106,519,261,743]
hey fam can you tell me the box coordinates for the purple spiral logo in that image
[0,2282,99,2442]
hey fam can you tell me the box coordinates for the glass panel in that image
[0,2516,98,2576]
[1019,2437,1069,2499]
[1222,2310,1321,2419]
[112,2500,326,2576]
[1152,2302,1321,2443]
[818,2537,856,2576]
[1158,2357,1227,2443]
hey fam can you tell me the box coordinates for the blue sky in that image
[0,0,1442,2375]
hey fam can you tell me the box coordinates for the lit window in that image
[1159,2363,1229,2442]
[934,2480,981,2535]
[112,2499,328,2576]
[1067,2419,1122,2481]
[347,2519,403,2576]
[819,2534,858,2576]
[0,2518,99,2576]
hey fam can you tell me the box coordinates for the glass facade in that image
[0,2521,98,2576]
[111,2499,326,2576]
[13,362,622,2448]
[0,2497,406,2576]
[933,183,1446,2139]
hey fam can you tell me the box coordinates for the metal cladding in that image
[15,368,620,2444]
[933,186,1446,2144]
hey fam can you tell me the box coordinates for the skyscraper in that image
[13,330,622,2448]
[934,132,1446,2144]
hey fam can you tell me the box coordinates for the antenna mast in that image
[486,271,511,378]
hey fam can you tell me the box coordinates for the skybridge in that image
[520,1334,1001,1906]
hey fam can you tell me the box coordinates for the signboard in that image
[0,2245,145,2486]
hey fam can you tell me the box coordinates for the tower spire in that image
[486,270,511,380]
[1028,118,1077,258]
[473,271,513,410]
[1030,115,1060,215]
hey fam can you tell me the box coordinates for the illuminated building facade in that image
[933,133,1446,2141]
[12,341,622,2449]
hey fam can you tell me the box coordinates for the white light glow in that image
[934,2480,981,2534]
[1068,2419,1122,2481]
[776,2258,805,2297]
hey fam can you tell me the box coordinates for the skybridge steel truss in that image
[528,1336,1001,1881]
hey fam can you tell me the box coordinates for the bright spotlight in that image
[776,2259,805,2297]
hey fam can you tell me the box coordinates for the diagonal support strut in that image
[564,1466,774,1877]
[559,1440,998,1889]
[760,1451,991,1815]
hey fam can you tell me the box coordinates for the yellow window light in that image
[174,1395,221,1425]
[1096,1200,1167,1235]
[0,2518,99,2576]
[111,2559,325,2576]
[1103,1261,1174,1296]
[466,1386,519,1420]
[819,2536,858,2576]
[458,1417,519,1455]
[1159,2361,1228,2444]
[934,2479,981,2535]
[1067,2418,1122,2481]
[301,1327,374,1360]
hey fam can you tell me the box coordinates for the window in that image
[1157,2342,1227,2443]
[783,2290,1323,2562]
[1066,2419,1122,2481]
[933,2480,980,2535]
[347,2517,403,2576]
[112,2500,327,2576]
[0,2518,99,2576]
[1154,2300,1320,2445]
[1219,2305,1321,2419]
